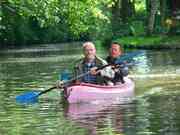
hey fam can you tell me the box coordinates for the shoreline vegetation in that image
[113,35,180,49]
[1,35,180,50]
[1,1,180,50]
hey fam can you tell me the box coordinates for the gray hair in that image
[82,42,95,49]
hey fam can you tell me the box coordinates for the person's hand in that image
[56,80,64,88]
[90,67,100,75]
[74,80,81,85]
[111,65,116,69]
[111,65,120,72]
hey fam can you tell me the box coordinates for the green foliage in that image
[117,36,162,46]
[130,21,145,36]
[1,0,176,46]
[135,0,146,13]
[113,23,132,38]
[1,0,114,45]
[116,35,180,49]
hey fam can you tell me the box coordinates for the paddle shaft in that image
[36,71,92,96]
[38,86,57,96]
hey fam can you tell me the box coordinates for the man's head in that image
[83,42,96,62]
[109,42,123,58]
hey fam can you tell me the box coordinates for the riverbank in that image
[114,35,180,49]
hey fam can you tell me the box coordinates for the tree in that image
[146,0,159,35]
[1,0,114,45]
[160,0,166,28]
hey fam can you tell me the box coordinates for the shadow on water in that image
[0,43,180,134]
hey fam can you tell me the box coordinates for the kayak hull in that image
[64,77,135,104]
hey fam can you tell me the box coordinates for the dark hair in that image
[111,42,120,45]
[111,42,123,46]
[110,42,124,53]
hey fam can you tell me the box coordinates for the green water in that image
[0,43,180,135]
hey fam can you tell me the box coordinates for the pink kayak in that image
[63,77,135,104]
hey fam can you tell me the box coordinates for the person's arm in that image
[73,65,82,84]
[120,64,129,76]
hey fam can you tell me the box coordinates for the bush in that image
[129,21,145,36]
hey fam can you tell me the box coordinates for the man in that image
[106,42,123,64]
[74,41,114,85]
[106,42,129,84]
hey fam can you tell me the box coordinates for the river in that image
[0,43,180,135]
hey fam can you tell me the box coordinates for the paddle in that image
[114,50,144,64]
[15,71,90,103]
[16,65,113,104]
[15,50,143,103]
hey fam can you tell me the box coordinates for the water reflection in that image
[63,100,136,135]
[131,50,180,75]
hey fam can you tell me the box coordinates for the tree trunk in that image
[121,0,135,22]
[160,0,166,27]
[146,0,159,35]
[111,0,136,37]
[111,0,121,37]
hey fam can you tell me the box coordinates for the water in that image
[0,43,180,135]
